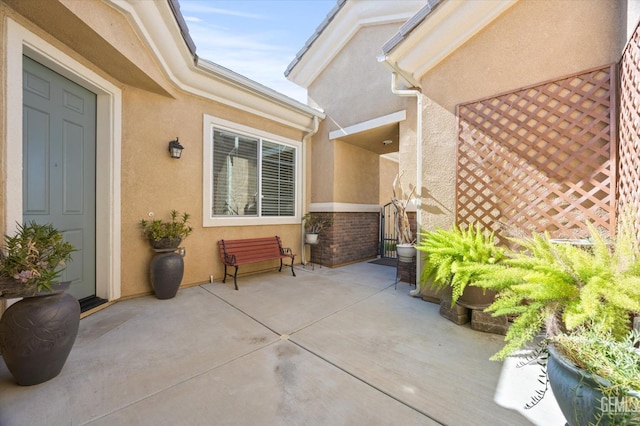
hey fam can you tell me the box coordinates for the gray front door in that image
[22,56,97,302]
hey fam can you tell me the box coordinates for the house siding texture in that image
[0,0,315,302]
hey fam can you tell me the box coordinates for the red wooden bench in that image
[218,236,296,290]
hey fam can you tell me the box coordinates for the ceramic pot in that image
[548,345,640,425]
[150,251,184,299]
[0,292,80,385]
[456,285,496,309]
[149,237,182,250]
[397,244,416,262]
[305,233,319,244]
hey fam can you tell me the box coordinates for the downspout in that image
[301,115,320,265]
[390,72,422,297]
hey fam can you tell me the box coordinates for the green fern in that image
[470,221,640,361]
[417,223,505,306]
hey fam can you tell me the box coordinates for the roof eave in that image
[286,0,425,89]
[107,0,324,132]
[380,0,519,85]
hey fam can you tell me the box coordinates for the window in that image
[203,115,301,227]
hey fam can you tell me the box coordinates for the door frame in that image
[5,17,122,302]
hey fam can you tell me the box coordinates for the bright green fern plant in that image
[417,223,505,306]
[470,221,640,361]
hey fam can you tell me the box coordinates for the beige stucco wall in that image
[413,0,627,232]
[121,87,305,297]
[308,23,413,205]
[625,0,640,43]
[333,142,380,203]
[1,0,309,300]
[423,0,624,112]
[379,156,398,205]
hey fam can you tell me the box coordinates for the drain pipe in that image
[301,115,320,265]
[391,72,422,297]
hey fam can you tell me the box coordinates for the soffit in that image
[4,0,171,96]
[336,123,399,155]
[286,0,425,89]
[382,0,518,85]
[329,110,405,155]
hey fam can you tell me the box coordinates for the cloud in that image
[180,3,266,20]
[179,0,313,102]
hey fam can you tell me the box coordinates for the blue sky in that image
[179,0,337,102]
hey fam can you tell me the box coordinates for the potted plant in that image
[417,223,504,309]
[139,210,193,299]
[302,213,333,244]
[139,209,193,250]
[0,221,79,386]
[547,324,640,425]
[391,172,416,261]
[469,220,640,425]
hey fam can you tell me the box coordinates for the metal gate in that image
[380,202,397,258]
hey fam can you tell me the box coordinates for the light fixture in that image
[382,139,393,145]
[168,138,184,159]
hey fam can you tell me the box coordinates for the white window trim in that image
[202,114,302,227]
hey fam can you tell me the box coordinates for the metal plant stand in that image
[395,256,416,289]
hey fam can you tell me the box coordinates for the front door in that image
[22,56,97,305]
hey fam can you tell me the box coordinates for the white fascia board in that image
[106,0,324,132]
[286,1,424,89]
[384,0,518,83]
[329,110,406,140]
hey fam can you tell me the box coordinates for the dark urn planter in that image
[547,345,640,426]
[149,249,184,299]
[0,289,80,386]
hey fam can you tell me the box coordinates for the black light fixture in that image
[168,137,184,159]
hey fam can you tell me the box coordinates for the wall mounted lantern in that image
[168,138,184,159]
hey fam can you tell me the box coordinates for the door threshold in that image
[79,296,108,313]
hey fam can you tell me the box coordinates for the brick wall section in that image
[311,212,380,266]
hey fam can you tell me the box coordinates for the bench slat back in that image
[218,237,285,265]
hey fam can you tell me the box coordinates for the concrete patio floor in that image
[0,260,565,425]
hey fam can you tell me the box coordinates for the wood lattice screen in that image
[456,65,616,241]
[618,21,640,234]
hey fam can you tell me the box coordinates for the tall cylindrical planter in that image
[0,292,80,386]
[150,251,184,299]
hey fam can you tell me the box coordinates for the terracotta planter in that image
[0,289,80,385]
[457,285,496,309]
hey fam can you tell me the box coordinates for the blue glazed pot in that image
[548,345,640,426]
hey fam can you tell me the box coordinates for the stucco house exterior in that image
[0,0,325,312]
[287,0,640,297]
[4,0,640,313]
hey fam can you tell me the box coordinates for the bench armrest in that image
[224,253,237,265]
[280,247,293,257]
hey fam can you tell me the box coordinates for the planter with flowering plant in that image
[0,221,79,386]
[139,210,193,299]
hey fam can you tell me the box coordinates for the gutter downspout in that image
[301,115,320,265]
[390,72,422,297]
